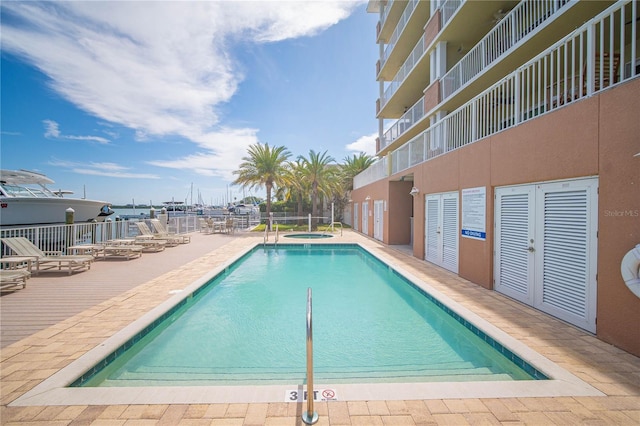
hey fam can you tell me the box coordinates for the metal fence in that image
[0,215,197,256]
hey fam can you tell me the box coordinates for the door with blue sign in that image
[425,192,458,273]
[494,178,598,333]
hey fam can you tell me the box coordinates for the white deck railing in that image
[441,0,573,100]
[0,215,198,256]
[356,0,638,184]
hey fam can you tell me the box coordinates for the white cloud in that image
[2,1,364,178]
[148,127,260,181]
[48,159,161,179]
[346,132,377,156]
[43,119,110,144]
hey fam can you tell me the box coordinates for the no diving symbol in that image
[321,389,337,401]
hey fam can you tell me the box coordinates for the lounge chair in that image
[225,218,235,234]
[134,222,181,247]
[1,237,93,275]
[198,218,213,234]
[150,219,191,243]
[0,269,30,290]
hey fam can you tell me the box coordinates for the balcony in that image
[440,0,573,101]
[356,0,638,187]
[377,0,610,153]
[379,34,429,112]
[378,0,431,81]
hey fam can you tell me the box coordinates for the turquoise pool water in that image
[283,233,333,239]
[77,244,545,387]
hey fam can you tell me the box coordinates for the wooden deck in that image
[0,231,239,348]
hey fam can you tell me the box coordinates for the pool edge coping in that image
[10,241,605,406]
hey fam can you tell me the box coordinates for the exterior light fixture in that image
[409,187,420,196]
[365,196,371,201]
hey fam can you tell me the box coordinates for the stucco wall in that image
[595,81,640,355]
[355,78,640,356]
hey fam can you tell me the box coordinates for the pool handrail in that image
[321,221,343,236]
[263,225,269,245]
[302,287,318,424]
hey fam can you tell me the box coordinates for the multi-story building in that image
[353,0,639,356]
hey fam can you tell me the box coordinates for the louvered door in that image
[425,192,459,273]
[534,179,598,332]
[495,178,598,332]
[361,202,369,236]
[353,203,359,232]
[374,200,384,241]
[494,186,535,304]
[425,195,440,264]
[441,194,459,273]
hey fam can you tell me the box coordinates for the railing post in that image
[302,288,318,425]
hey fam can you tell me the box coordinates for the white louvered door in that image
[353,203,359,232]
[441,193,459,273]
[494,186,535,304]
[425,195,440,265]
[534,179,598,332]
[495,178,598,332]
[425,192,459,273]
[361,202,369,236]
[374,200,384,241]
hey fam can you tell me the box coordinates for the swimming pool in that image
[74,244,542,387]
[283,233,333,239]
[13,241,602,405]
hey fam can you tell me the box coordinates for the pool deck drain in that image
[1,231,639,424]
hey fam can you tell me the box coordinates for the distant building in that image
[353,0,639,356]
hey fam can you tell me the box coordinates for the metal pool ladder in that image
[302,287,318,424]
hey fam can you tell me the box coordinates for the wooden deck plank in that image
[0,232,240,348]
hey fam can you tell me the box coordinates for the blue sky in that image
[1,1,379,206]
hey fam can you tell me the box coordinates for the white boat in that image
[0,169,114,227]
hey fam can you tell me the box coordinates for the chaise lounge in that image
[1,237,93,275]
[0,269,30,290]
[149,219,191,244]
[134,222,181,247]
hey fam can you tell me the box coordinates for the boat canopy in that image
[0,169,55,185]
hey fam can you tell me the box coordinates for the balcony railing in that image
[379,0,570,151]
[380,97,425,151]
[380,33,428,110]
[353,156,388,190]
[381,0,419,70]
[379,0,394,34]
[356,0,637,186]
[440,0,464,27]
[441,0,573,101]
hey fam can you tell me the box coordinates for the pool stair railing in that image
[321,221,343,236]
[302,287,318,425]
[263,225,269,246]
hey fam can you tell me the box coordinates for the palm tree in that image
[328,153,376,223]
[233,143,291,229]
[281,159,309,225]
[300,150,337,227]
[341,152,376,191]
